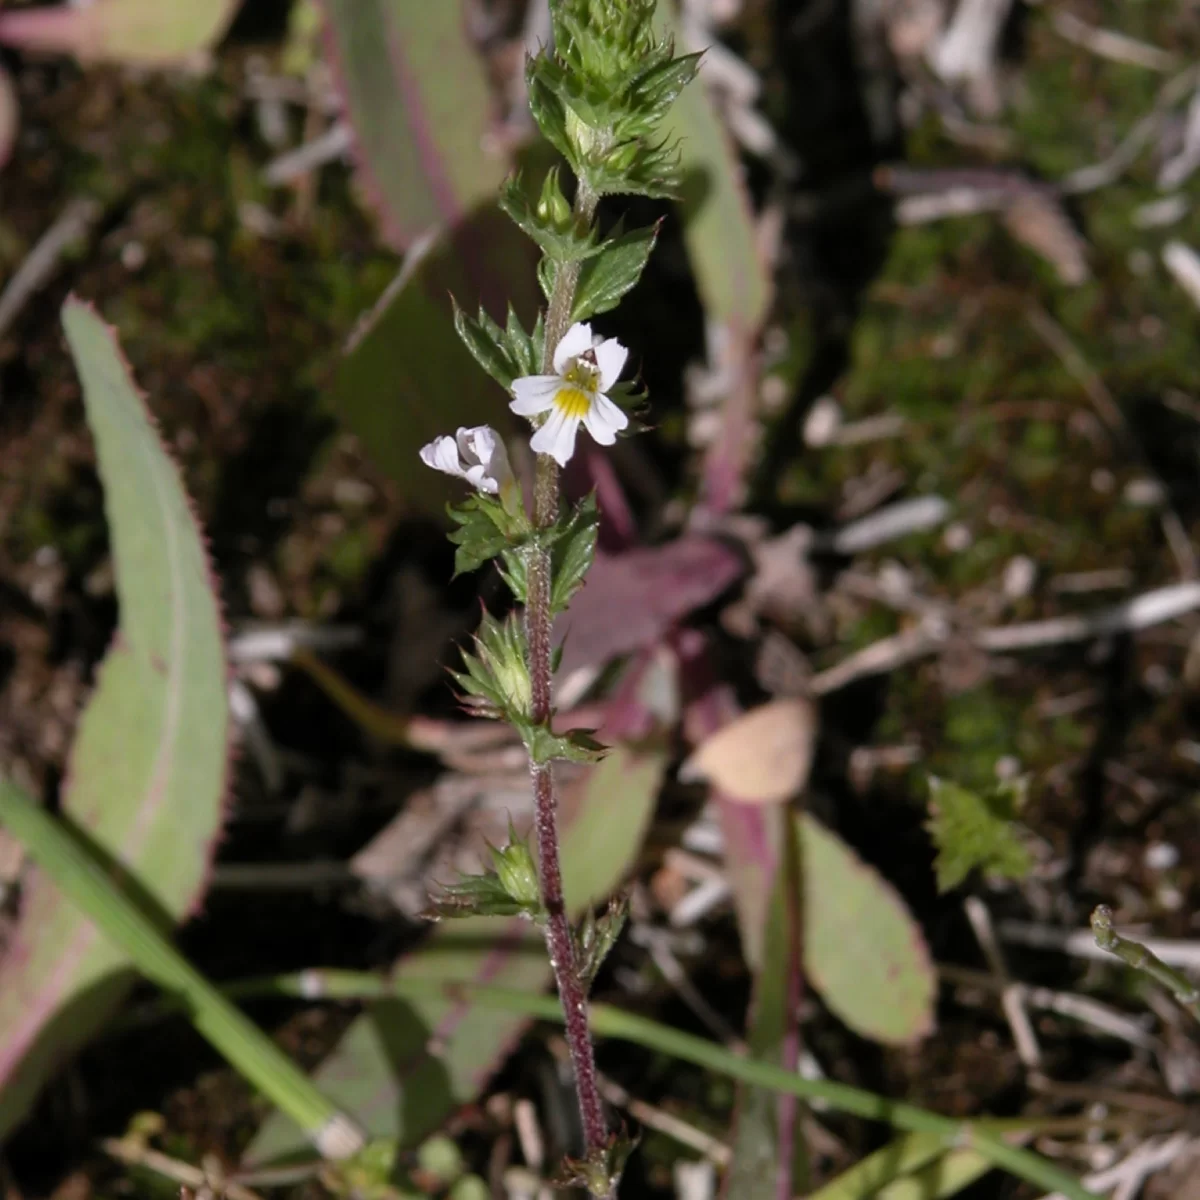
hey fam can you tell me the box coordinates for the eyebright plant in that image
[417,2,699,1194]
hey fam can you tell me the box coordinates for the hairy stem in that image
[524,175,611,1189]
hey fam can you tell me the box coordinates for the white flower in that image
[509,322,630,467]
[419,425,513,495]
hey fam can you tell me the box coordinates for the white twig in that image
[0,197,103,340]
[999,920,1200,971]
[826,495,951,555]
[931,0,1012,83]
[598,1074,731,1167]
[263,120,352,185]
[810,622,944,696]
[1039,1133,1195,1200]
[228,678,284,793]
[1061,64,1200,194]
[1051,12,1177,73]
[1132,195,1188,229]
[897,188,1011,223]
[941,964,1157,1049]
[228,623,363,663]
[975,583,1200,651]
[1160,88,1200,188]
[964,896,1042,1068]
[1163,240,1200,310]
[810,583,1200,695]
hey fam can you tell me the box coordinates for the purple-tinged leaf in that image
[679,633,935,1044]
[680,647,803,1197]
[321,0,507,249]
[723,839,807,1200]
[654,8,771,331]
[554,537,745,679]
[0,65,16,170]
[0,299,230,1138]
[0,0,239,65]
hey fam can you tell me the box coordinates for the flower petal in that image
[510,374,562,416]
[593,337,628,392]
[552,321,594,374]
[582,392,629,446]
[457,424,495,468]
[463,464,500,494]
[530,407,580,466]
[420,434,464,478]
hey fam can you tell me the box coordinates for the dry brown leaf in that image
[679,697,818,805]
[1002,193,1090,285]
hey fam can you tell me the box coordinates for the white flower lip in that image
[510,321,630,467]
[419,425,513,494]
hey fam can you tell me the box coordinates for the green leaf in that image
[0,299,230,1139]
[550,492,600,613]
[522,723,607,765]
[244,740,668,1164]
[655,7,771,331]
[572,221,659,322]
[424,873,538,921]
[452,301,520,392]
[575,894,629,990]
[498,171,599,264]
[799,814,936,1045]
[447,498,510,577]
[451,300,544,394]
[0,0,238,65]
[453,611,532,721]
[321,0,507,247]
[926,776,1033,893]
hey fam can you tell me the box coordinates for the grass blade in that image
[0,779,363,1160]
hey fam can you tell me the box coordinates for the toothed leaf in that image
[0,299,230,1138]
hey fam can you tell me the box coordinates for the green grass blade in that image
[0,773,362,1157]
[219,970,1099,1200]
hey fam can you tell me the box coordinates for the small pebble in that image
[1002,555,1036,600]
[1144,842,1179,872]
[1132,195,1188,229]
[995,755,1021,782]
[804,395,841,447]
[942,521,972,551]
[1124,477,1165,507]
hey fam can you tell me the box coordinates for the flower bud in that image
[536,167,572,229]
[491,828,541,911]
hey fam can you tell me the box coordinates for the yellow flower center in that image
[554,385,592,419]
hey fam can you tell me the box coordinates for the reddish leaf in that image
[0,66,16,169]
[0,0,239,65]
[555,537,745,679]
[321,0,507,249]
